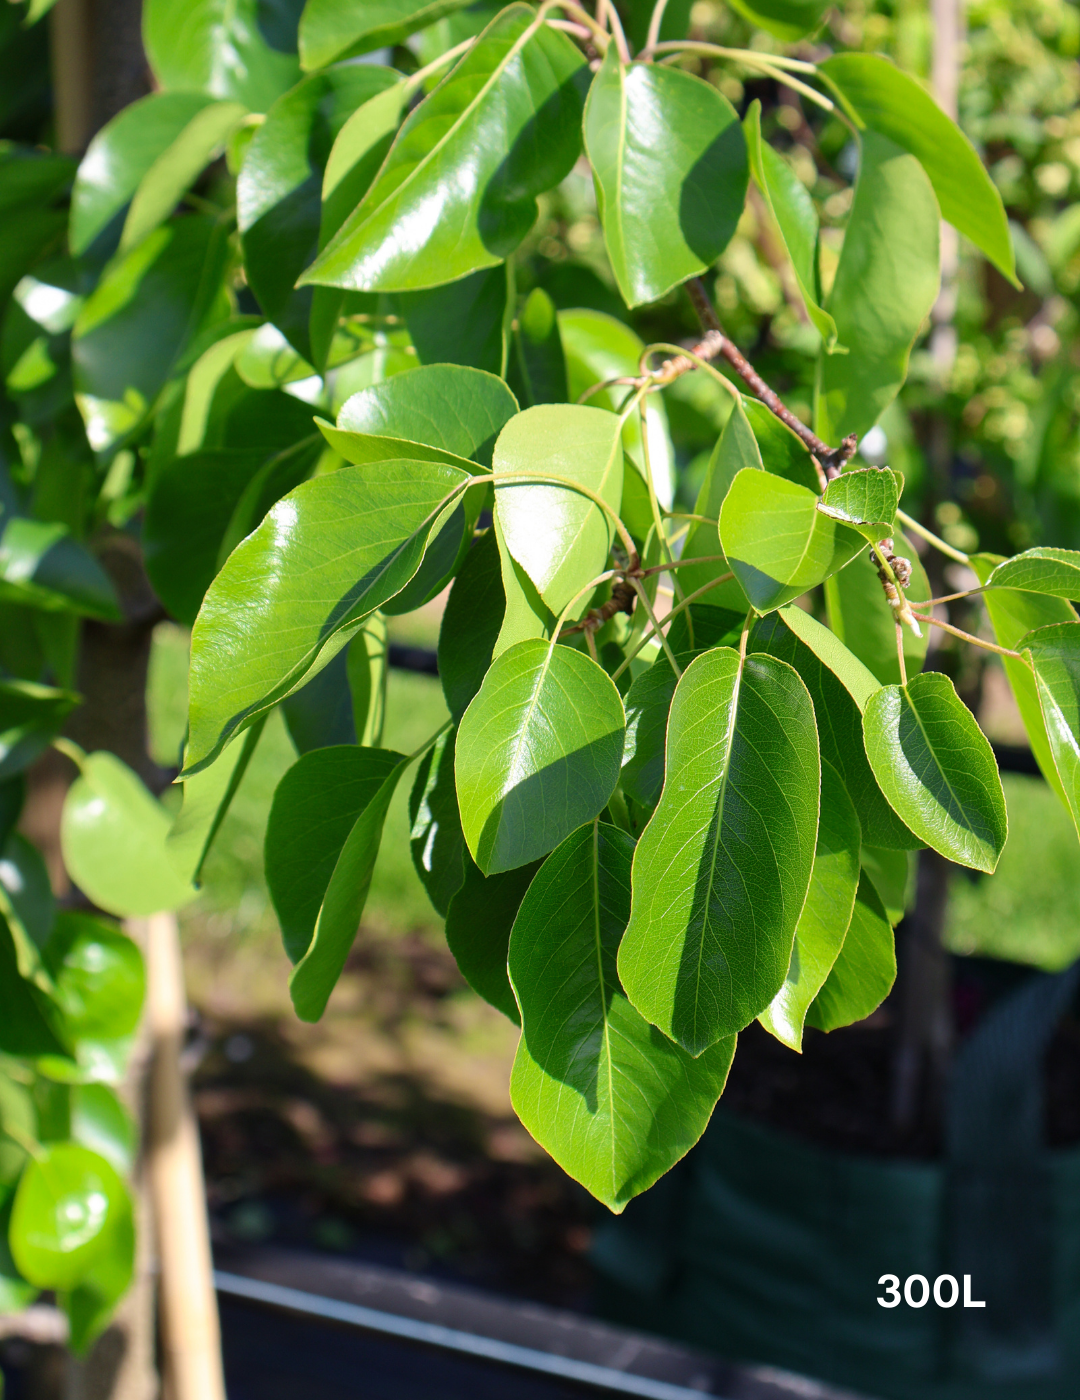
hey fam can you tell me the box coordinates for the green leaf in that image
[347,614,389,747]
[72,216,233,451]
[266,745,404,964]
[0,1183,37,1313]
[970,552,1076,806]
[238,64,399,360]
[282,648,357,753]
[818,467,900,543]
[741,397,820,491]
[726,0,829,42]
[439,530,504,724]
[824,529,930,686]
[584,48,746,308]
[299,0,471,69]
[70,92,232,255]
[46,914,145,1063]
[61,1181,134,1353]
[332,363,518,469]
[806,874,895,1032]
[185,458,467,773]
[819,53,1017,286]
[0,518,122,621]
[988,547,1080,599]
[456,640,625,875]
[510,287,568,407]
[0,914,68,1059]
[718,468,864,612]
[0,148,73,311]
[510,821,735,1212]
[862,671,1007,873]
[758,760,860,1051]
[748,607,917,848]
[493,404,623,618]
[71,1085,136,1177]
[677,399,756,607]
[815,131,940,444]
[300,6,587,292]
[0,680,78,781]
[621,652,690,811]
[396,265,509,376]
[144,0,302,113]
[289,753,411,1021]
[167,716,267,886]
[409,728,466,917]
[1021,622,1080,845]
[9,1143,126,1291]
[445,857,539,1023]
[744,100,835,347]
[60,753,197,916]
[0,831,54,952]
[860,845,911,926]
[619,648,819,1054]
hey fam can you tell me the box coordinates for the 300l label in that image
[877,1275,986,1308]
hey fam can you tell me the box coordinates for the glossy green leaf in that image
[185,458,467,773]
[491,510,555,657]
[510,287,568,407]
[46,914,145,1047]
[863,671,1007,873]
[290,753,411,1021]
[347,614,389,747]
[282,648,357,754]
[758,760,860,1051]
[988,547,1080,599]
[301,6,587,292]
[0,831,54,951]
[726,0,829,42]
[748,607,916,848]
[818,467,900,543]
[61,1185,134,1353]
[167,716,267,886]
[61,753,197,916]
[0,680,78,781]
[445,857,539,1023]
[300,0,471,68]
[584,48,746,308]
[718,468,864,612]
[1021,622,1080,844]
[741,397,820,491]
[820,53,1017,286]
[266,745,404,963]
[677,399,756,608]
[815,132,940,444]
[238,64,399,359]
[510,822,735,1212]
[439,530,504,724]
[621,652,690,811]
[664,606,746,655]
[860,845,912,926]
[71,1085,136,1177]
[824,529,930,686]
[493,404,623,618]
[70,92,228,255]
[396,265,509,376]
[619,649,819,1054]
[744,100,835,347]
[456,640,625,875]
[806,874,896,1032]
[409,728,466,917]
[9,1143,126,1291]
[0,518,121,621]
[144,0,302,113]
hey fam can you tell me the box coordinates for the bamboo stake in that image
[146,911,226,1400]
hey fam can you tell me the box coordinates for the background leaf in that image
[0,681,78,780]
[299,0,471,70]
[444,857,538,1023]
[988,547,1080,598]
[726,0,829,42]
[409,728,466,917]
[1022,622,1080,843]
[438,530,504,724]
[509,287,568,407]
[805,874,896,1032]
[395,265,510,376]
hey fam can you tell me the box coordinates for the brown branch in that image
[560,576,637,636]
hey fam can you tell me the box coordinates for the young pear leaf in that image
[185,459,467,773]
[265,746,405,964]
[817,467,901,543]
[744,101,836,347]
[61,753,196,917]
[60,1182,135,1352]
[758,760,860,1052]
[445,857,540,1024]
[510,287,568,407]
[438,530,504,724]
[510,822,735,1213]
[718,468,864,612]
[862,672,1007,873]
[805,874,896,1032]
[396,265,510,376]
[619,649,819,1054]
[299,0,471,70]
[290,753,411,1021]
[748,607,917,848]
[584,48,746,308]
[409,728,467,918]
[819,53,1017,286]
[815,132,940,444]
[300,6,588,292]
[143,0,301,113]
[988,547,1080,599]
[0,680,79,781]
[1021,622,1080,844]
[456,640,625,874]
[493,404,623,618]
[825,530,930,686]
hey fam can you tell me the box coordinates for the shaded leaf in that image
[677,399,757,608]
[282,648,357,754]
[619,649,819,1054]
[456,640,625,874]
[0,680,79,781]
[445,857,539,1023]
[409,728,466,917]
[46,913,145,1047]
[510,822,735,1212]
[299,0,471,69]
[727,0,829,42]
[439,530,504,724]
[862,671,1007,873]
[1021,622,1080,845]
[818,467,900,543]
[741,396,820,491]
[0,518,121,621]
[347,614,389,747]
[144,0,302,113]
[396,265,509,376]
[988,547,1080,599]
[167,716,267,887]
[0,831,54,952]
[510,287,568,407]
[824,529,930,686]
[0,914,68,1059]
[806,874,896,1031]
[620,651,692,811]
[860,845,912,925]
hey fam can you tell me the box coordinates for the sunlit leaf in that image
[818,467,901,543]
[299,0,471,69]
[1021,622,1080,845]
[988,547,1080,599]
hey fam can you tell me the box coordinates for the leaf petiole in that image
[895,508,971,565]
[908,611,1029,664]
